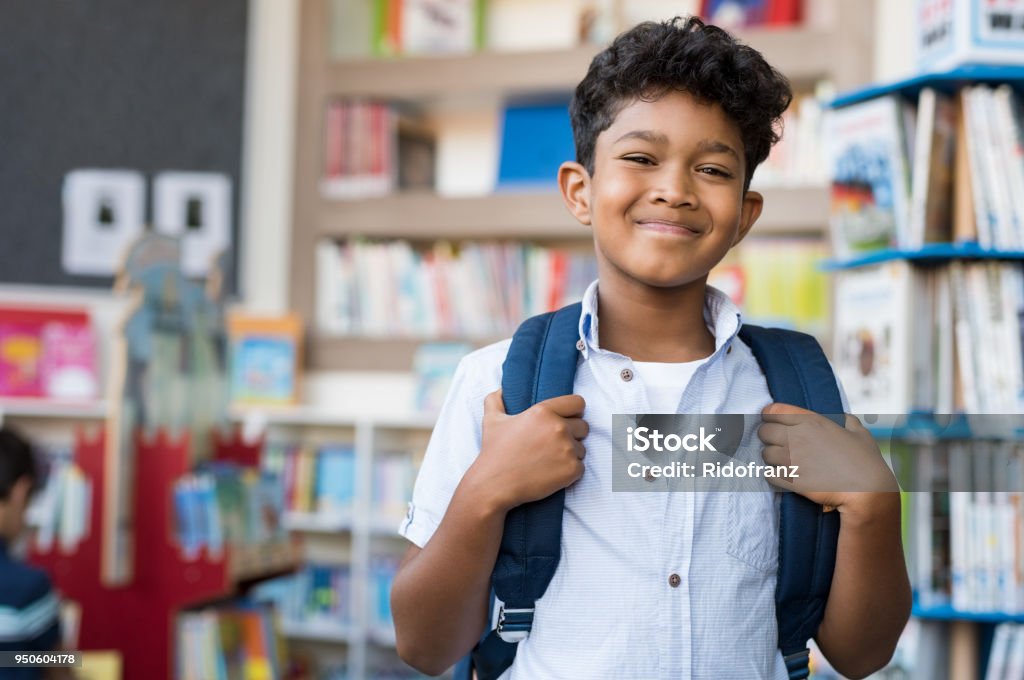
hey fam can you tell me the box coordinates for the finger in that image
[844,413,869,434]
[484,389,506,415]
[757,422,788,446]
[571,459,586,482]
[761,444,790,467]
[765,474,795,488]
[761,402,812,425]
[566,417,589,441]
[573,441,586,460]
[539,394,586,418]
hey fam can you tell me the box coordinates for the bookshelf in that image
[241,408,432,679]
[290,0,876,371]
[823,242,1024,270]
[826,66,1024,679]
[14,425,300,680]
[0,398,107,422]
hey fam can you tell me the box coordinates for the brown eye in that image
[698,167,732,178]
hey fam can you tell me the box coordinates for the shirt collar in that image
[577,279,742,359]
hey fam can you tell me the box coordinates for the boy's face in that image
[560,90,762,291]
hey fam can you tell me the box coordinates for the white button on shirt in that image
[400,281,837,679]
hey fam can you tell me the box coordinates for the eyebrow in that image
[695,138,740,160]
[613,130,669,146]
[613,131,740,161]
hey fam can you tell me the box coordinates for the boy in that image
[392,17,911,679]
[0,428,62,679]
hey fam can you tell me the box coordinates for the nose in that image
[650,166,698,209]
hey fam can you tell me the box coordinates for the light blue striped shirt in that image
[401,280,840,679]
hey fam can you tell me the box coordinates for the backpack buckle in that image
[495,606,533,643]
[782,648,810,680]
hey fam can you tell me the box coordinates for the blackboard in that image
[0,0,248,288]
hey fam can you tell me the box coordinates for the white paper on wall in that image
[61,169,146,276]
[153,172,232,277]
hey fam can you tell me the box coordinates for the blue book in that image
[496,101,575,190]
[316,446,356,513]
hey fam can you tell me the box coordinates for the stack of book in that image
[833,259,1024,415]
[709,238,831,339]
[826,84,1024,258]
[321,99,435,199]
[985,622,1024,679]
[253,565,353,630]
[889,440,1024,615]
[263,443,356,519]
[317,239,597,339]
[176,603,284,680]
[27,446,91,555]
[172,464,288,559]
[753,91,829,188]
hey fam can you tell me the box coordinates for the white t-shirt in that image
[632,358,707,413]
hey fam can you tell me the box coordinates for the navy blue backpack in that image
[454,302,844,680]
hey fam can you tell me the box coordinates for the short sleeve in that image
[398,340,508,548]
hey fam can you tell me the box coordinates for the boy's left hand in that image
[757,403,899,513]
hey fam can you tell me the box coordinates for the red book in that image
[767,0,802,26]
[547,250,568,312]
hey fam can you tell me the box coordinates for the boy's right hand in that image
[470,389,588,512]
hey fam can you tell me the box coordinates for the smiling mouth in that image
[635,220,702,236]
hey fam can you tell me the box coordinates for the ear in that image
[558,161,592,226]
[733,190,763,246]
[9,476,32,507]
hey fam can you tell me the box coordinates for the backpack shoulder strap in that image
[460,302,583,680]
[738,324,844,680]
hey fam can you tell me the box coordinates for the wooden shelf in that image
[308,336,483,372]
[316,186,828,241]
[0,398,107,420]
[318,191,582,239]
[323,27,839,103]
[228,539,301,583]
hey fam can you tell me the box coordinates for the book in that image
[315,446,356,514]
[962,87,997,248]
[832,260,915,413]
[908,87,956,247]
[227,313,303,406]
[496,101,575,191]
[374,0,485,56]
[0,307,97,400]
[328,0,374,59]
[701,0,770,27]
[402,0,481,54]
[825,95,911,258]
[952,93,978,243]
[316,239,597,339]
[709,238,830,338]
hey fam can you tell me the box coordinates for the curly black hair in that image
[570,16,792,191]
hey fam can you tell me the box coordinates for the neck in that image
[596,276,716,362]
